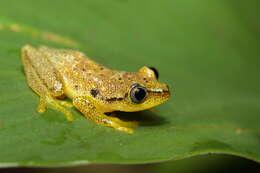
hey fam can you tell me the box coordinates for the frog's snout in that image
[166,84,170,91]
[163,85,171,99]
[148,84,171,103]
[159,84,171,103]
[165,85,170,94]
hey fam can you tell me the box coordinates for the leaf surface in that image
[0,0,259,167]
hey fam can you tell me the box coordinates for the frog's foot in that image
[104,117,138,134]
[90,115,136,134]
[109,116,139,127]
[37,96,74,121]
[107,113,138,127]
[109,122,134,134]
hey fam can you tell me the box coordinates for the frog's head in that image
[108,66,170,112]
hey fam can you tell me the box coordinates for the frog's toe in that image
[108,120,134,134]
[110,117,139,127]
[37,105,46,113]
[115,126,134,134]
[37,97,47,113]
[65,113,74,121]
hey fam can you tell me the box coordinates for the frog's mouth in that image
[147,89,170,94]
[147,84,170,100]
[147,89,170,102]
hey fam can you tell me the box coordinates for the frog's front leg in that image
[73,97,137,134]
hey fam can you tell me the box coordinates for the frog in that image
[21,45,170,134]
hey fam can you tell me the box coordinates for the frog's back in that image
[38,46,85,69]
[37,46,118,98]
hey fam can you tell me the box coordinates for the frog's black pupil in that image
[134,88,146,101]
[148,67,159,79]
[130,84,147,103]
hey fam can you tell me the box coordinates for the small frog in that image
[21,45,170,133]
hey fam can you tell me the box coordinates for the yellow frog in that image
[21,45,170,133]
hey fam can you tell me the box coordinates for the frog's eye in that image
[148,67,159,79]
[130,83,148,103]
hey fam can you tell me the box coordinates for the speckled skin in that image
[21,45,170,133]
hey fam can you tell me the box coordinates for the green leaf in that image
[0,0,259,167]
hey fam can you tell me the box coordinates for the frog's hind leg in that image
[21,45,74,120]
